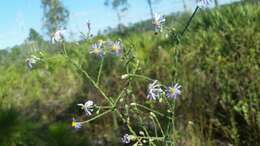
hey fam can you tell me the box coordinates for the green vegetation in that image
[0,2,259,146]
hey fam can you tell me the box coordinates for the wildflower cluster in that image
[89,39,124,57]
[147,80,181,100]
[153,13,166,33]
[25,3,208,144]
[25,55,40,69]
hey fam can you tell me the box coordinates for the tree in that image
[104,0,129,32]
[214,0,219,7]
[41,0,69,39]
[27,28,43,42]
[104,0,129,11]
[146,0,163,18]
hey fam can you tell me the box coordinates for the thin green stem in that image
[136,136,165,141]
[180,6,199,36]
[80,109,112,124]
[62,42,68,56]
[150,117,158,137]
[94,105,112,109]
[96,57,104,85]
[114,109,137,136]
[113,88,126,108]
[72,60,114,105]
[131,103,171,120]
[153,115,165,137]
[125,74,155,81]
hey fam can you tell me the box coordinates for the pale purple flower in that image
[147,80,163,100]
[166,83,181,99]
[72,118,82,129]
[153,13,166,33]
[121,134,130,144]
[89,41,105,57]
[52,30,65,43]
[25,55,40,69]
[77,100,94,116]
[108,40,123,56]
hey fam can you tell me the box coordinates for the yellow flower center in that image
[169,87,176,96]
[93,48,101,54]
[112,45,119,52]
[98,39,104,45]
[72,121,77,127]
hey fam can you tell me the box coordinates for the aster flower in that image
[52,30,65,43]
[25,55,40,69]
[197,0,211,8]
[153,13,166,33]
[89,41,105,57]
[121,134,131,144]
[72,118,82,129]
[108,40,123,56]
[147,80,163,100]
[77,100,94,116]
[166,83,181,99]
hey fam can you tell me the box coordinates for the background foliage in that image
[0,1,259,146]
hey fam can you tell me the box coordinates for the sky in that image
[0,0,237,49]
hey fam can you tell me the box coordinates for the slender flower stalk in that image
[96,57,104,85]
[121,74,154,81]
[180,6,199,36]
[80,109,112,124]
[86,20,91,34]
[130,103,171,120]
[71,60,114,105]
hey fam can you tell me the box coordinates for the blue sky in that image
[0,0,236,49]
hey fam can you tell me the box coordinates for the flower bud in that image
[121,74,129,79]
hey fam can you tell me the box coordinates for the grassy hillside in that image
[0,2,259,146]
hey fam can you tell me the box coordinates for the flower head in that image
[89,41,105,57]
[121,74,129,79]
[72,118,82,129]
[166,83,181,99]
[147,80,163,100]
[108,40,124,56]
[197,0,211,8]
[77,100,94,116]
[121,134,131,144]
[25,55,40,69]
[153,13,166,33]
[52,30,65,43]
